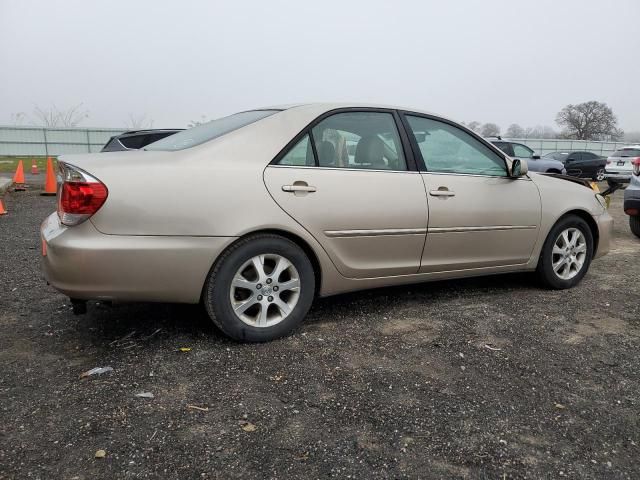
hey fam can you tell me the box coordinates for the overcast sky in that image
[1,0,639,131]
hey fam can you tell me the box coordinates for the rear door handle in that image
[429,188,455,197]
[282,184,316,193]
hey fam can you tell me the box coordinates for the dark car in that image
[544,151,607,181]
[488,139,566,174]
[101,129,183,152]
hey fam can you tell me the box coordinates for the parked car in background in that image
[42,103,612,342]
[543,151,607,181]
[623,158,640,237]
[489,138,566,174]
[101,129,183,152]
[604,145,640,185]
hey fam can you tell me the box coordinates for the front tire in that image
[203,234,315,342]
[537,215,594,289]
[630,216,640,238]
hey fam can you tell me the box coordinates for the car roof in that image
[265,102,455,122]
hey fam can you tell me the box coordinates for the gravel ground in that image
[0,185,638,479]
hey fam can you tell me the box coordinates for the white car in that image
[605,145,640,184]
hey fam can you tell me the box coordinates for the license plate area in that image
[617,160,626,166]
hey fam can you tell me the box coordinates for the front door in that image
[264,111,428,279]
[402,114,541,273]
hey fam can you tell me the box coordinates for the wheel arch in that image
[557,209,599,254]
[201,228,323,301]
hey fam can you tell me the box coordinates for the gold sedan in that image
[41,104,613,341]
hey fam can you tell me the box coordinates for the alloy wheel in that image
[551,228,587,280]
[229,254,301,327]
[595,168,605,181]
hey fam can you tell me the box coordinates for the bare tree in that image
[480,123,500,137]
[32,103,89,127]
[524,125,558,139]
[124,113,154,129]
[556,101,621,140]
[464,121,482,133]
[505,123,525,138]
[188,115,209,128]
[10,112,28,125]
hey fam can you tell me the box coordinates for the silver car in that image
[623,159,640,237]
[489,139,567,175]
[41,103,613,342]
[605,145,640,184]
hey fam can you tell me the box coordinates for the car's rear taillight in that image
[57,163,108,226]
[632,157,640,176]
[606,159,612,165]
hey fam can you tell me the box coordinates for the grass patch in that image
[0,157,57,174]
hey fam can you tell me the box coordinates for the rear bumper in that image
[594,211,613,259]
[604,172,631,183]
[40,212,235,303]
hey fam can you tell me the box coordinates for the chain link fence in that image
[505,138,632,157]
[0,126,126,156]
[0,125,634,158]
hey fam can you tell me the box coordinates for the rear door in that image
[264,110,428,279]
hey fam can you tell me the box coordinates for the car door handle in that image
[282,184,316,193]
[429,188,455,197]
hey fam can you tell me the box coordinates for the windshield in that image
[145,110,279,151]
[544,152,569,160]
[611,148,640,157]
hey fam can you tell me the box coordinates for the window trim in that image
[270,107,418,172]
[398,111,510,176]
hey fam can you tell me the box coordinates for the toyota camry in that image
[41,103,613,342]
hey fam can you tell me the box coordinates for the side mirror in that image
[531,154,541,160]
[510,158,528,177]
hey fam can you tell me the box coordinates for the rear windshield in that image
[145,110,279,151]
[611,148,640,157]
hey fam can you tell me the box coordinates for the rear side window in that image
[512,143,534,158]
[145,110,279,151]
[612,149,640,157]
[278,134,314,166]
[311,112,407,170]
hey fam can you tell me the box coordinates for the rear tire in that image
[203,234,315,342]
[537,215,594,289]
[593,168,605,182]
[630,216,640,238]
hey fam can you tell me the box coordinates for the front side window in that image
[406,116,507,176]
[512,143,534,158]
[145,110,279,151]
[310,112,407,170]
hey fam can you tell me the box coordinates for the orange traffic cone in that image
[41,157,57,196]
[31,159,39,174]
[0,198,7,215]
[13,160,26,191]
